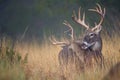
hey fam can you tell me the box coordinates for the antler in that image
[89,3,105,31]
[63,20,74,41]
[49,36,68,46]
[50,20,74,46]
[72,7,89,30]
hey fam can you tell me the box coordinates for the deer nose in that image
[81,41,89,49]
[81,41,96,49]
[83,41,88,45]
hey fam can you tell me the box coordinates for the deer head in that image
[72,3,105,51]
[50,3,105,52]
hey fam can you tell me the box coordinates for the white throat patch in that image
[92,42,101,51]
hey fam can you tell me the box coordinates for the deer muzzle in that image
[81,41,95,50]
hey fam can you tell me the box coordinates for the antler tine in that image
[72,7,89,30]
[93,3,105,17]
[97,3,106,17]
[89,3,105,31]
[96,3,102,13]
[72,10,77,21]
[63,20,74,41]
[78,7,81,20]
[103,8,106,17]
[49,36,67,45]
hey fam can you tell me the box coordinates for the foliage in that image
[0,37,28,80]
[0,0,120,39]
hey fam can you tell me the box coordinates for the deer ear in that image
[95,25,102,34]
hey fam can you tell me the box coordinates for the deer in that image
[50,3,105,73]
[72,3,106,68]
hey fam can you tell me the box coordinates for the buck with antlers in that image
[50,4,105,72]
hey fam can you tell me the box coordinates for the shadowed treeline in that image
[0,0,120,40]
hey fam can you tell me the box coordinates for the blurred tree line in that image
[0,0,120,40]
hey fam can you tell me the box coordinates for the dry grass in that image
[9,33,119,80]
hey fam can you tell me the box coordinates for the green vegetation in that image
[0,0,120,38]
[0,37,28,80]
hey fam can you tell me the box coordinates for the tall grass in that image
[0,37,27,80]
[0,33,119,80]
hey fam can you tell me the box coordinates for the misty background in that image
[0,0,120,41]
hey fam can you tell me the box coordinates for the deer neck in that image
[92,36,102,51]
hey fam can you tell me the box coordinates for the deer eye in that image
[89,33,94,38]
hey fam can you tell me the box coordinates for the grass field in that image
[0,33,120,80]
